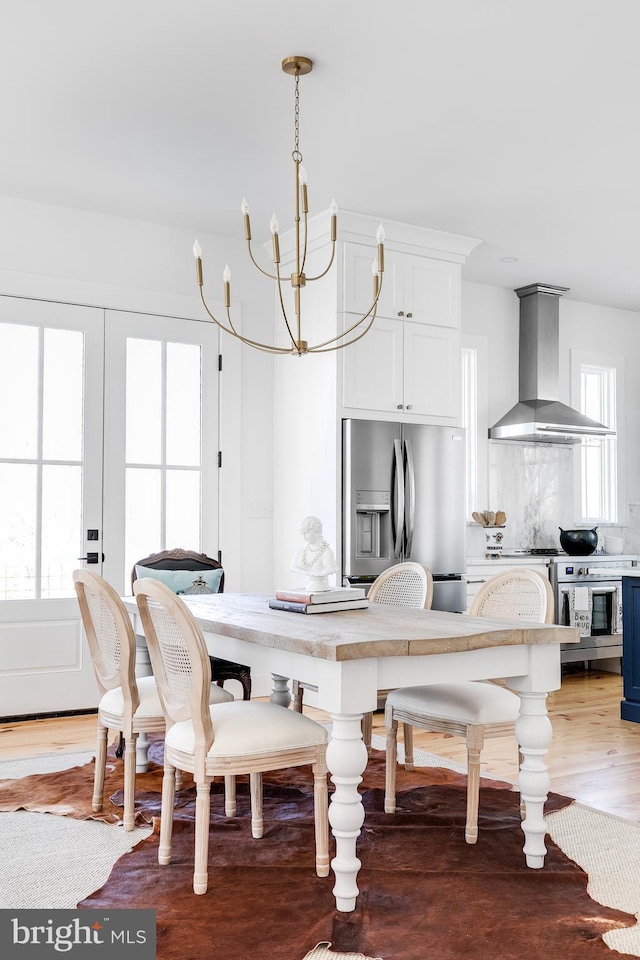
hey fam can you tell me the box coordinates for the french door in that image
[0,298,219,717]
[102,310,219,595]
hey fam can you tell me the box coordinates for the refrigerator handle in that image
[392,439,405,558]
[404,438,416,557]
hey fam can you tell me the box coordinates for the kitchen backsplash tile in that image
[467,442,639,559]
[469,442,573,555]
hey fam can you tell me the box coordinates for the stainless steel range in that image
[548,554,638,664]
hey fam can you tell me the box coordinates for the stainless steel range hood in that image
[489,283,615,444]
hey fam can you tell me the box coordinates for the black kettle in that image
[559,526,598,556]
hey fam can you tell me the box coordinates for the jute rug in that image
[0,739,638,960]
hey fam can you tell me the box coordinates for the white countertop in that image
[466,555,552,566]
[467,553,638,567]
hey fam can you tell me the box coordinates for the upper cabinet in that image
[343,245,461,328]
[342,243,463,420]
[342,315,460,418]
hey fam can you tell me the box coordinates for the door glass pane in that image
[166,470,200,548]
[0,323,38,459]
[0,463,37,599]
[166,343,201,466]
[41,464,82,598]
[42,329,84,460]
[125,468,161,588]
[126,339,162,464]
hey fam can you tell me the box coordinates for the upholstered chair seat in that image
[166,700,327,758]
[386,682,521,728]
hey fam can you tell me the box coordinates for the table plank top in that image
[125,593,578,663]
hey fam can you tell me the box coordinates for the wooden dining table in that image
[122,592,579,913]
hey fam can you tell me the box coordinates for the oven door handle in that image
[559,584,619,594]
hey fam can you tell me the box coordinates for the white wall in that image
[462,279,640,556]
[0,194,275,592]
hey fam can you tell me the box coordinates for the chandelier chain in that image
[292,69,302,163]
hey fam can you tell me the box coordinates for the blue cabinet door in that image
[621,577,640,722]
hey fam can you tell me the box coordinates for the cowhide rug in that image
[0,741,634,959]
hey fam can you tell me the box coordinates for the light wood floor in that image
[1,666,639,821]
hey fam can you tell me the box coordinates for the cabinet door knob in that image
[397,310,404,317]
[406,404,413,410]
[397,403,404,410]
[406,312,413,318]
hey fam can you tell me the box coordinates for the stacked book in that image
[268,586,368,615]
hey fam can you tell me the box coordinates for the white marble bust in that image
[290,515,338,592]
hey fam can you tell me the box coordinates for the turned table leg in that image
[269,674,292,708]
[134,634,153,771]
[515,691,552,868]
[135,733,150,773]
[326,713,369,912]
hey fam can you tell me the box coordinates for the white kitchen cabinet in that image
[342,314,460,419]
[341,315,403,412]
[343,243,461,328]
[465,558,551,613]
[342,242,461,420]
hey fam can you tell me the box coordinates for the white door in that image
[0,302,220,718]
[102,310,219,595]
[0,298,104,716]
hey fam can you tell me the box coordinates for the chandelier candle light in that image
[193,55,385,356]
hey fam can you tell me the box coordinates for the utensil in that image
[485,511,496,526]
[558,526,598,556]
[495,510,506,526]
[472,511,487,526]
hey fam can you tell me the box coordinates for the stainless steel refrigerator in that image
[342,418,466,612]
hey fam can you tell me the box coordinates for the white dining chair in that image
[384,568,554,843]
[73,569,234,831]
[134,576,330,895]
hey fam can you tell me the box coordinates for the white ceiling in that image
[4,0,640,311]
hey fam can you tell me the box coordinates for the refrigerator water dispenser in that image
[355,490,390,560]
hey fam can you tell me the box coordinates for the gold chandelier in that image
[193,55,385,356]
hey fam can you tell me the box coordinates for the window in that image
[124,337,203,583]
[579,363,617,523]
[0,321,87,599]
[461,346,478,519]
[102,310,220,594]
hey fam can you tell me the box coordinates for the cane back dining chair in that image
[368,561,434,609]
[134,576,329,895]
[292,561,433,748]
[73,569,234,831]
[384,567,554,843]
[132,549,252,700]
